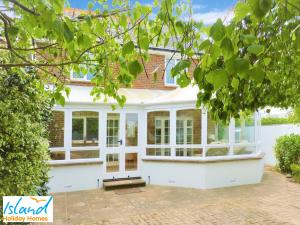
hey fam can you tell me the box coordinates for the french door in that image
[104,111,140,179]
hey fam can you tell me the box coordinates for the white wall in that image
[141,159,264,189]
[261,124,300,166]
[48,164,103,193]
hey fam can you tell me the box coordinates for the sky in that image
[68,0,237,25]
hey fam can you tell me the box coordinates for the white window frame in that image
[72,115,98,144]
[154,116,170,145]
[164,58,180,87]
[106,115,120,147]
[176,117,194,145]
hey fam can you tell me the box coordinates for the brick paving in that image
[50,170,300,225]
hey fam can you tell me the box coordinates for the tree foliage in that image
[0,0,299,121]
[0,68,52,198]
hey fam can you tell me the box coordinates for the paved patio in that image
[50,170,300,225]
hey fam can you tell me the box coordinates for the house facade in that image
[48,49,264,193]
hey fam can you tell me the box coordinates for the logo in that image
[3,196,53,223]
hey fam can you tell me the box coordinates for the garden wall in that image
[261,124,300,166]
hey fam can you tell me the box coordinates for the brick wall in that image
[49,111,64,148]
[69,53,197,90]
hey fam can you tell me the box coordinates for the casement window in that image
[72,116,98,145]
[165,58,179,86]
[154,117,170,144]
[176,118,193,144]
[106,116,120,147]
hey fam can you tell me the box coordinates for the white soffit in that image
[65,85,198,105]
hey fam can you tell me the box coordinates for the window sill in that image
[49,159,103,167]
[142,152,264,164]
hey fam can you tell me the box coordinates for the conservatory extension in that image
[48,85,264,192]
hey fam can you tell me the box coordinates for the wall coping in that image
[49,159,103,167]
[142,152,265,164]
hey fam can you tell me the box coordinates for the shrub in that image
[291,164,300,183]
[0,69,52,197]
[274,134,300,173]
[261,117,292,125]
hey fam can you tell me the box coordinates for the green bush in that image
[0,69,52,197]
[291,164,300,183]
[261,117,292,125]
[275,134,300,173]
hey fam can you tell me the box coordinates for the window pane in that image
[70,150,99,159]
[49,111,64,148]
[233,146,256,155]
[86,72,94,80]
[147,111,170,145]
[146,148,171,156]
[72,111,99,147]
[106,153,119,172]
[176,109,201,144]
[107,113,120,147]
[206,147,229,156]
[126,113,138,146]
[87,118,98,140]
[125,153,138,171]
[207,114,229,144]
[165,59,176,85]
[175,148,202,157]
[72,118,84,140]
[72,71,85,79]
[235,114,255,143]
[50,151,65,160]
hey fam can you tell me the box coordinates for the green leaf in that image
[231,77,240,89]
[220,37,234,59]
[248,44,264,55]
[139,35,149,50]
[241,34,257,45]
[206,69,229,90]
[234,2,251,20]
[193,66,203,83]
[171,60,191,77]
[209,19,226,42]
[249,0,272,19]
[177,73,191,88]
[63,22,74,42]
[263,57,271,66]
[233,58,250,74]
[199,39,211,50]
[128,60,143,77]
[122,41,135,56]
[249,66,265,83]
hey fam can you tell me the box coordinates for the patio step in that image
[103,177,146,190]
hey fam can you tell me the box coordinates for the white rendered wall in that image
[48,164,103,193]
[261,124,300,166]
[141,159,264,189]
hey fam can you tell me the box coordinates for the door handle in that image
[117,139,123,145]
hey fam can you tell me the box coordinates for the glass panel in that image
[107,113,120,147]
[206,147,229,156]
[49,111,64,148]
[106,153,119,172]
[72,111,99,147]
[70,150,99,159]
[147,111,170,145]
[165,59,176,85]
[207,114,229,144]
[233,146,256,155]
[176,109,201,144]
[146,148,171,156]
[50,151,65,160]
[72,71,85,79]
[235,114,255,143]
[126,113,138,146]
[125,153,138,171]
[86,72,94,80]
[175,148,203,157]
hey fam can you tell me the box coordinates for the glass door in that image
[104,111,140,179]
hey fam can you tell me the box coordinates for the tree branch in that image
[7,0,39,15]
